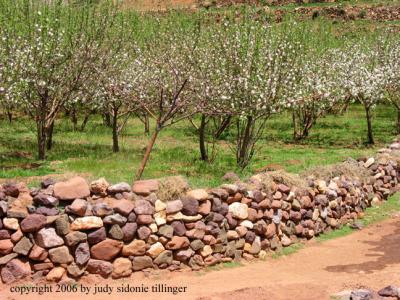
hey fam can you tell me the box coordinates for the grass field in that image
[0,104,396,187]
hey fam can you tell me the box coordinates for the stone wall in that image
[0,141,399,283]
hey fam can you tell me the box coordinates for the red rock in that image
[90,239,123,261]
[166,236,190,250]
[198,200,211,215]
[113,199,135,216]
[0,239,13,255]
[271,200,282,209]
[1,259,31,284]
[20,214,47,233]
[86,259,113,277]
[29,245,48,261]
[136,215,153,225]
[53,177,90,201]
[132,180,159,196]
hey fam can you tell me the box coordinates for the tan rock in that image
[146,242,165,258]
[122,240,146,256]
[112,258,132,279]
[46,267,65,282]
[70,216,103,231]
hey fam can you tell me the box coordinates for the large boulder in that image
[53,177,90,200]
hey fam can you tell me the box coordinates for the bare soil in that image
[1,216,400,300]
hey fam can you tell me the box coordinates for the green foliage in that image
[0,104,395,187]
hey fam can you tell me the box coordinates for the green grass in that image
[271,243,305,259]
[0,104,396,187]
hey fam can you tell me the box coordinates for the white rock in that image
[3,218,19,231]
[228,202,248,219]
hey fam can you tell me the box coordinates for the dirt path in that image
[2,216,400,300]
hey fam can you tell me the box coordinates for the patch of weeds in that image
[271,243,305,259]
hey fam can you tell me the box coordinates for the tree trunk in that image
[71,106,78,130]
[37,120,46,160]
[199,114,208,161]
[144,113,150,135]
[237,116,253,168]
[46,120,54,150]
[103,112,112,127]
[135,127,160,181]
[397,109,400,135]
[7,111,12,123]
[365,106,374,144]
[292,111,298,140]
[80,112,91,131]
[112,108,119,153]
[214,116,231,139]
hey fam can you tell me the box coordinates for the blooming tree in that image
[335,41,388,144]
[131,25,203,180]
[1,0,123,159]
[285,50,344,140]
[196,19,297,168]
[382,38,400,132]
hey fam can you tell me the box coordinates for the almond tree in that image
[1,0,121,159]
[132,26,202,180]
[286,50,344,140]
[197,19,297,168]
[335,42,387,145]
[93,52,141,152]
[383,38,400,132]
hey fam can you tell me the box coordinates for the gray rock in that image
[65,231,87,247]
[107,182,131,194]
[109,224,124,240]
[103,213,127,226]
[75,242,90,266]
[131,256,153,271]
[13,236,33,255]
[154,250,173,265]
[55,214,70,236]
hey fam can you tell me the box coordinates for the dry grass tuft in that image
[156,175,190,202]
[302,158,371,183]
[252,170,308,193]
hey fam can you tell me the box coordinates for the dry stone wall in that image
[0,141,399,283]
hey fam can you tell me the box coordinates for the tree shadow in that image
[325,221,400,274]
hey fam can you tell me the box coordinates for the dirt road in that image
[1,217,400,300]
